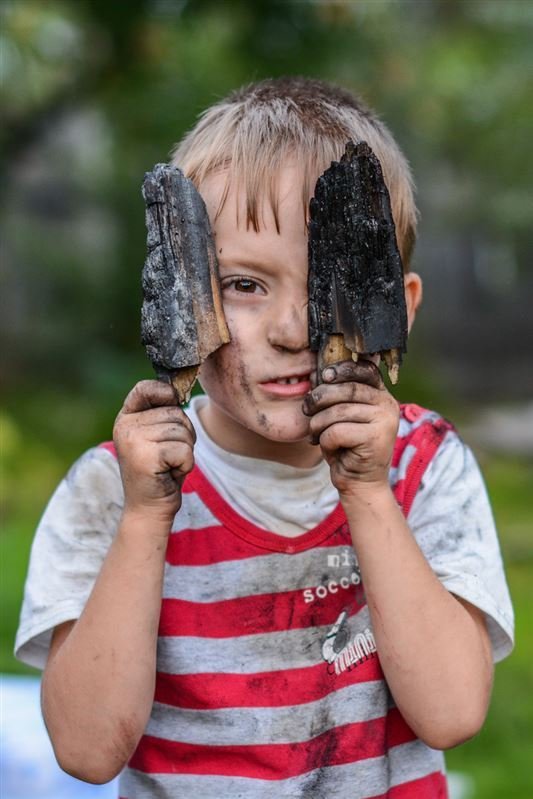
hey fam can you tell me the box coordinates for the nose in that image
[267,296,309,353]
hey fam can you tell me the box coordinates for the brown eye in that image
[234,279,258,293]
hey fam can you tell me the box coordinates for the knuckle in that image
[348,382,358,402]
[311,386,324,405]
[338,361,357,380]
[182,450,195,472]
[309,416,322,437]
[164,406,183,423]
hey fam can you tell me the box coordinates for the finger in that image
[148,424,196,446]
[309,404,376,444]
[121,380,179,414]
[321,359,384,390]
[124,406,197,443]
[303,381,381,416]
[157,444,195,478]
[308,403,375,445]
[317,422,370,457]
[170,458,194,484]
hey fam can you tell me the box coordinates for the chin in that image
[253,413,310,444]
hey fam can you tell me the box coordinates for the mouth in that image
[259,371,314,398]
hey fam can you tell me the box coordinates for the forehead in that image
[198,166,310,275]
[199,162,310,235]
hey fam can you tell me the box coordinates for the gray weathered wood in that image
[141,163,230,403]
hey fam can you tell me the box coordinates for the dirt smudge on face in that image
[238,357,253,401]
[256,411,269,430]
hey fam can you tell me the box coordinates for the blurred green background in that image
[1,1,532,797]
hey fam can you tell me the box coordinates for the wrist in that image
[119,505,175,542]
[339,480,397,514]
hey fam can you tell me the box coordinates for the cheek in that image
[199,338,253,404]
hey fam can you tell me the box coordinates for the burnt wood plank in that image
[308,140,408,383]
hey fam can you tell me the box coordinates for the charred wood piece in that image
[308,140,408,384]
[141,164,230,403]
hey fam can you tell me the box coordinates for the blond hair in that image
[172,77,417,268]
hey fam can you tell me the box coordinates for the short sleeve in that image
[14,447,123,670]
[408,431,514,663]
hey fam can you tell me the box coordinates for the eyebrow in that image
[217,253,279,275]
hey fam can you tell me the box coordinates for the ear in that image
[403,271,423,332]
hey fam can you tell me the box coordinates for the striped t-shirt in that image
[15,403,514,798]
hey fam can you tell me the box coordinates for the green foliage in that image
[446,563,533,799]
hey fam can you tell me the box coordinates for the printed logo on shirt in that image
[322,610,377,675]
[302,547,361,604]
[326,546,355,569]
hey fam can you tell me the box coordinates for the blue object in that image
[0,674,118,798]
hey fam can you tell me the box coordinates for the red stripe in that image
[129,707,414,778]
[400,403,427,424]
[390,403,423,468]
[402,418,453,516]
[166,524,252,565]
[166,522,354,566]
[159,583,365,638]
[371,771,448,799]
[155,658,384,710]
[187,467,347,554]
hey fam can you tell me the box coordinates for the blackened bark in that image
[141,164,229,402]
[308,141,408,382]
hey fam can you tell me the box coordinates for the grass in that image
[444,454,533,799]
[1,395,532,796]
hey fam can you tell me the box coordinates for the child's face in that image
[197,165,320,465]
[196,165,422,465]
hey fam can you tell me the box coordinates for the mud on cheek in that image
[205,336,256,413]
[237,358,254,401]
[256,411,269,430]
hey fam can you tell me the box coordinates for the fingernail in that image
[322,367,336,382]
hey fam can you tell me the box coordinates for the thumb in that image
[121,380,179,414]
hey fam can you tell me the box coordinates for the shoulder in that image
[45,443,124,520]
[400,410,515,662]
[397,403,454,441]
[393,403,457,516]
[65,443,121,491]
[14,445,123,669]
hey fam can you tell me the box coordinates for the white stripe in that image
[389,738,445,788]
[157,608,372,675]
[146,680,387,746]
[172,490,220,531]
[121,741,445,798]
[162,544,358,602]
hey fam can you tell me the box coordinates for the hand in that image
[302,360,399,497]
[113,380,196,525]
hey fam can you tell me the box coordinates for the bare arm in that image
[341,485,492,749]
[41,381,195,783]
[304,361,493,750]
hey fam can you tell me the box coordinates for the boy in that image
[16,78,514,798]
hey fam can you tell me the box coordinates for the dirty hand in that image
[302,360,399,497]
[113,380,196,525]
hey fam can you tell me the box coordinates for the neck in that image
[198,401,323,469]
